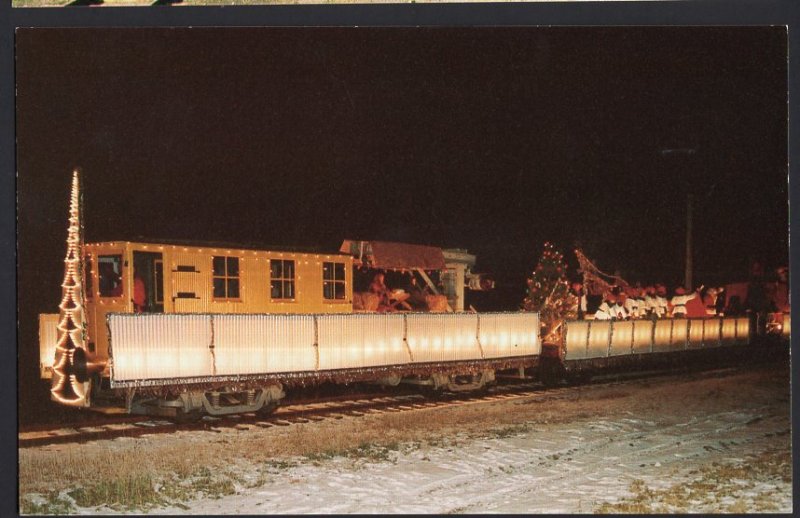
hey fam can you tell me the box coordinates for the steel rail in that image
[18,360,770,449]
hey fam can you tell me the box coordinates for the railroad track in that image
[18,362,759,449]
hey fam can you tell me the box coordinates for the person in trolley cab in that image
[369,272,392,311]
[110,271,123,297]
[133,274,146,313]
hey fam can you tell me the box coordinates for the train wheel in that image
[173,408,203,424]
[539,358,564,388]
[567,370,592,385]
[256,401,279,418]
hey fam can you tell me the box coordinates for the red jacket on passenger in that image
[685,294,707,318]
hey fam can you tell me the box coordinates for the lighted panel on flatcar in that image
[80,241,353,363]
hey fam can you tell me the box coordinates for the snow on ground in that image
[29,363,789,515]
[141,400,790,514]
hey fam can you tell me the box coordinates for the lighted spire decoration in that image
[50,170,91,406]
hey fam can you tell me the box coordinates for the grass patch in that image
[68,473,161,509]
[595,449,792,513]
[158,466,237,502]
[305,440,408,465]
[488,423,531,439]
[20,492,74,515]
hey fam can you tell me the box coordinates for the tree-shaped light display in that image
[50,170,92,406]
[522,242,577,344]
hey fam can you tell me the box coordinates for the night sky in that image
[16,27,787,414]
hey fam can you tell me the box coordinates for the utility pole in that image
[661,147,697,292]
[685,193,693,291]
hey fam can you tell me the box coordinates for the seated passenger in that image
[369,272,391,311]
[670,286,698,318]
[609,293,628,320]
[701,287,719,316]
[594,294,614,320]
[685,287,707,318]
[571,282,588,319]
[655,284,670,318]
[643,286,659,319]
[635,286,648,319]
[623,287,640,319]
[353,292,381,311]
[405,275,428,311]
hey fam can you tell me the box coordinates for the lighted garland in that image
[50,170,91,406]
[522,242,576,344]
[574,248,629,296]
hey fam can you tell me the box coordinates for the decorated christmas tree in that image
[523,242,577,343]
[50,170,91,406]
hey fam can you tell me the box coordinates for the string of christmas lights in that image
[522,242,577,344]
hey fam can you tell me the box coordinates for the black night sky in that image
[16,27,787,416]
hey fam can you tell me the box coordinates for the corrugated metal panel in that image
[317,314,407,370]
[38,313,60,379]
[406,313,481,363]
[687,319,704,349]
[670,319,689,350]
[631,320,654,354]
[609,321,634,356]
[109,314,213,382]
[586,321,612,359]
[735,317,750,345]
[564,320,591,360]
[653,319,675,353]
[720,317,738,347]
[703,318,722,348]
[214,314,316,375]
[478,312,540,358]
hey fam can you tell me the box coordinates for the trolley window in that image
[212,256,240,300]
[98,255,123,298]
[323,262,346,300]
[270,259,295,300]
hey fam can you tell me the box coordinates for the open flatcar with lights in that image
[40,172,539,419]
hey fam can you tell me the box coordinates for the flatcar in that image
[40,172,538,419]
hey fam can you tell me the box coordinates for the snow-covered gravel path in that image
[146,392,790,514]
